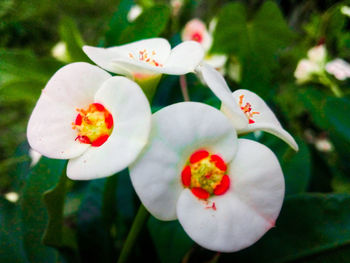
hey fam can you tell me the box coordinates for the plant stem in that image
[117,204,150,263]
[180,75,190,101]
[319,74,343,98]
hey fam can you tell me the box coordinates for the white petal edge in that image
[129,102,238,221]
[177,139,285,252]
[231,89,299,151]
[83,38,171,75]
[109,41,205,76]
[67,76,151,180]
[27,62,111,159]
[197,64,247,129]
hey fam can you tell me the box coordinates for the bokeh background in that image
[1,0,350,262]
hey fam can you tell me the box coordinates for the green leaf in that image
[118,4,170,44]
[59,17,89,62]
[324,97,350,142]
[0,198,27,263]
[261,134,311,195]
[221,193,350,263]
[42,172,76,249]
[105,0,135,46]
[212,2,294,95]
[21,157,66,263]
[148,216,193,263]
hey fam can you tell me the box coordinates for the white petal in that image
[197,64,247,129]
[161,41,205,74]
[231,89,298,151]
[27,62,111,159]
[83,38,171,75]
[129,102,237,220]
[176,139,284,252]
[67,76,151,180]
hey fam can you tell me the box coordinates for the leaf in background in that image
[148,216,193,263]
[0,198,27,263]
[261,134,311,195]
[77,178,113,262]
[118,4,170,44]
[104,0,135,46]
[221,193,350,263]
[212,1,294,95]
[21,157,66,263]
[59,17,89,63]
[324,97,350,143]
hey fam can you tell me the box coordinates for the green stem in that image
[318,74,343,98]
[180,75,190,101]
[117,204,150,263]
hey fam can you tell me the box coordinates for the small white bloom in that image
[127,5,143,22]
[182,19,227,71]
[326,58,350,80]
[315,138,334,153]
[197,64,298,151]
[29,148,42,167]
[341,6,350,17]
[4,192,19,203]
[171,0,183,16]
[51,41,70,63]
[27,62,151,180]
[130,102,284,252]
[294,59,320,83]
[307,44,326,64]
[182,19,213,51]
[83,38,204,80]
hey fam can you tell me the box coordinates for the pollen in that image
[129,49,163,67]
[239,95,260,124]
[181,150,230,200]
[72,103,114,147]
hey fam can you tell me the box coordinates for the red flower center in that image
[181,150,230,200]
[72,103,114,147]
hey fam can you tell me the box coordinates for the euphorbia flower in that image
[83,38,204,100]
[27,62,151,180]
[182,19,227,71]
[326,58,350,80]
[129,102,285,252]
[197,64,298,151]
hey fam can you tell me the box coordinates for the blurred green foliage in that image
[1,0,350,262]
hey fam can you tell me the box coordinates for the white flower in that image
[307,45,327,64]
[127,5,143,22]
[197,64,298,151]
[294,59,320,83]
[27,62,151,180]
[326,58,350,80]
[341,6,350,17]
[182,19,227,71]
[294,45,327,83]
[129,102,285,252]
[315,138,334,153]
[171,0,184,16]
[51,41,70,63]
[4,192,19,203]
[83,38,204,79]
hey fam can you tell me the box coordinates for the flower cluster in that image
[28,37,298,252]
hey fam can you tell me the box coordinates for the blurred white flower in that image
[171,0,183,16]
[326,58,350,80]
[127,5,143,22]
[315,138,334,153]
[307,45,327,64]
[294,45,326,84]
[4,192,19,203]
[182,18,227,71]
[51,41,70,63]
[341,6,350,17]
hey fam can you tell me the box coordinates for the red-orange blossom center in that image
[181,150,230,200]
